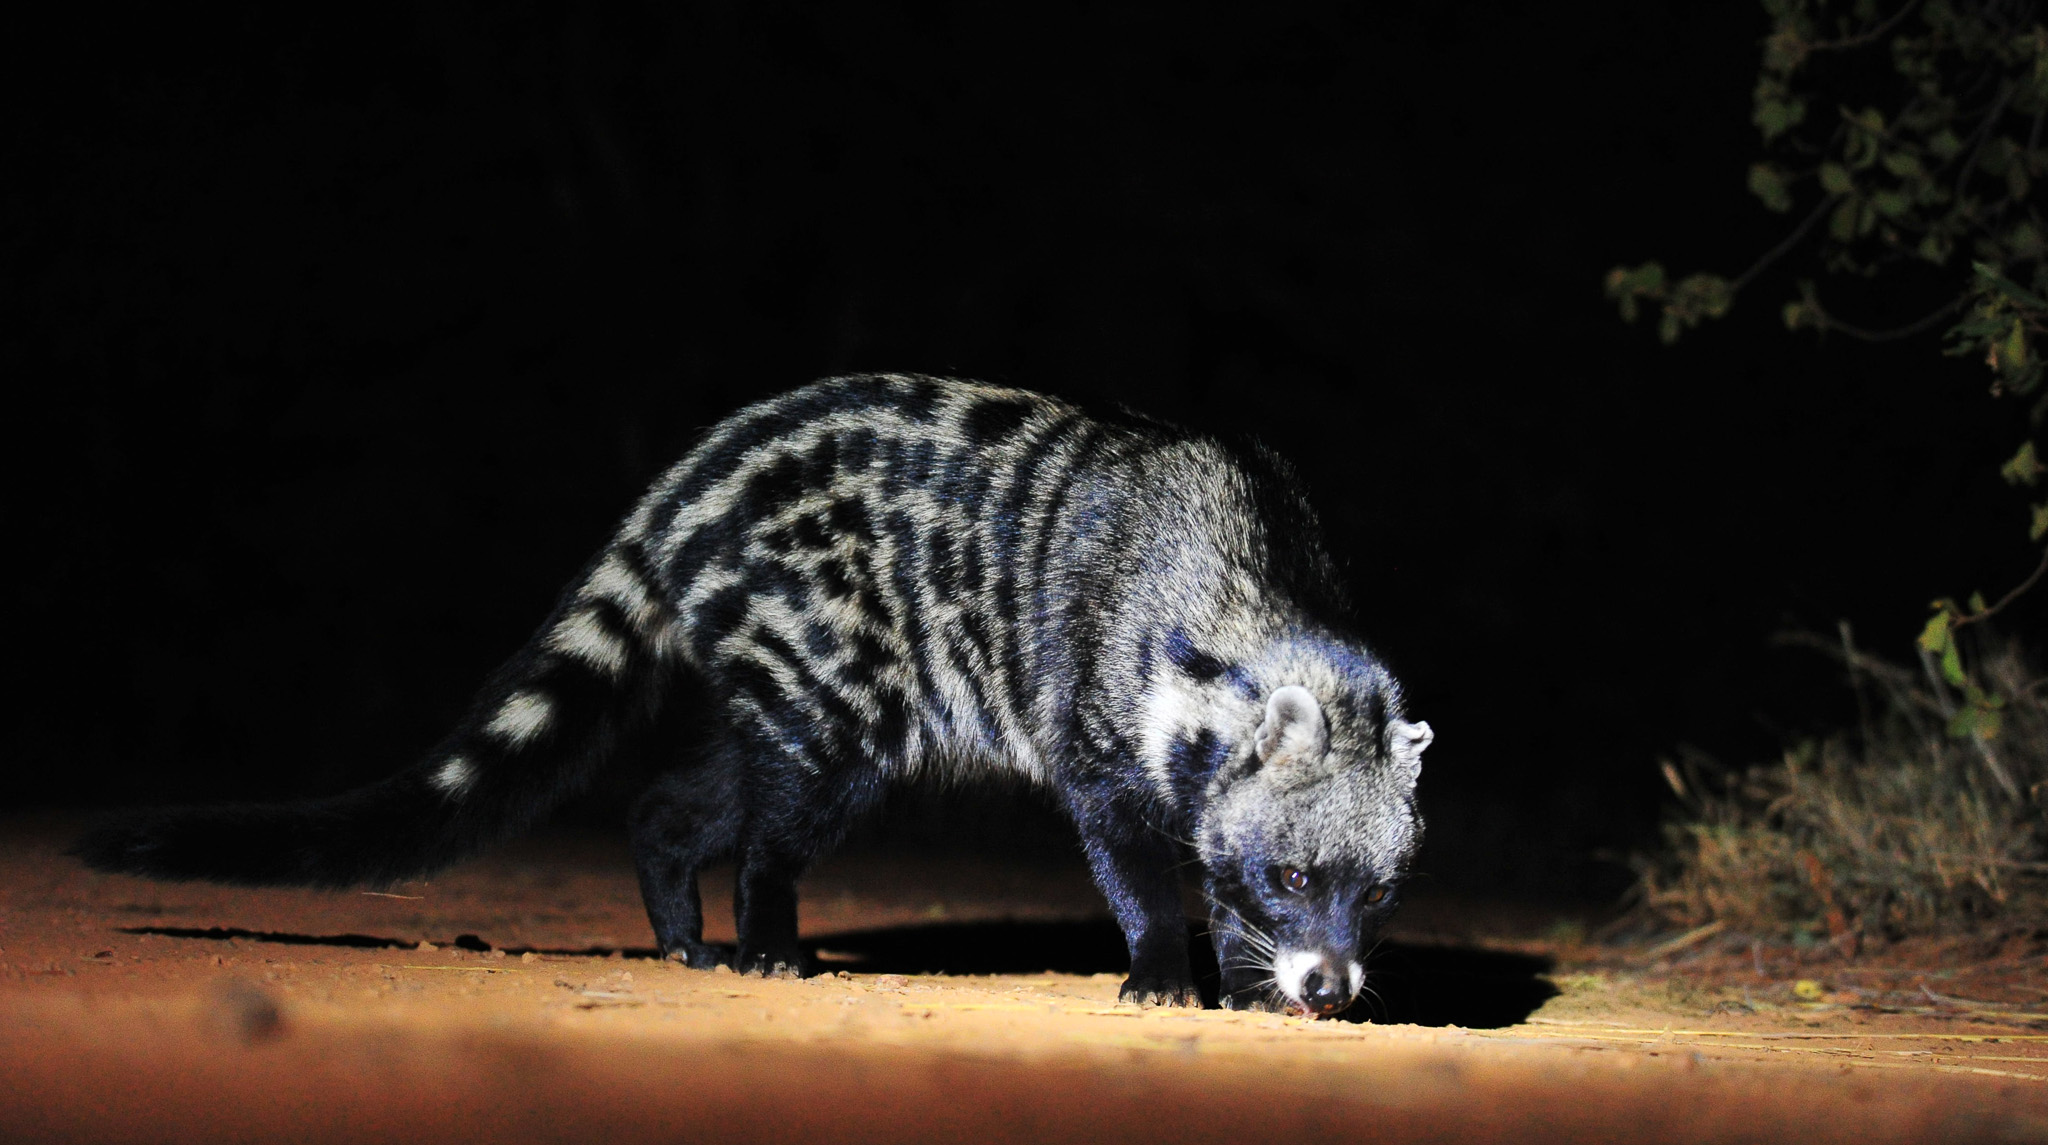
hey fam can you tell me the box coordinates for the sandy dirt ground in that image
[3,815,2044,1144]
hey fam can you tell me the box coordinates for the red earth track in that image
[3,817,2041,1144]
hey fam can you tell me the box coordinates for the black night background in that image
[11,2,2041,905]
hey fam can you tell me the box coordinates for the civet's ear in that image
[1254,686,1329,768]
[1387,719,1433,785]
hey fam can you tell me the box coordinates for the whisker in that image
[1201,893,1278,956]
[1263,981,1294,1012]
[1210,932,1277,962]
[1207,915,1275,944]
[1357,982,1387,1023]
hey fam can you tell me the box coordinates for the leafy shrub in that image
[1643,629,2047,939]
[1608,0,2048,943]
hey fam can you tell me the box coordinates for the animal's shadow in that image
[806,918,1558,1029]
[123,919,1557,1029]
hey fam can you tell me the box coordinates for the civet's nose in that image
[1299,967,1353,1016]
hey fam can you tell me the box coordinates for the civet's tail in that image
[73,541,678,888]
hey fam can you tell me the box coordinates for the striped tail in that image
[73,542,677,888]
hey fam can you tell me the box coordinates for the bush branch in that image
[1953,545,2048,629]
[1804,294,1971,342]
[1730,193,1843,295]
[1805,0,1924,53]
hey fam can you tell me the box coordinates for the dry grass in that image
[1642,630,2048,940]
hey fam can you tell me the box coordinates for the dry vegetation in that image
[1642,630,2048,943]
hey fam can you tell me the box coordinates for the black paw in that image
[735,946,807,978]
[1119,973,1198,1007]
[660,941,731,971]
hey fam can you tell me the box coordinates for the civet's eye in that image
[1281,867,1309,893]
[1365,883,1389,905]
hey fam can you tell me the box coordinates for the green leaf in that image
[1880,151,1924,178]
[1929,128,1963,160]
[1755,97,1807,141]
[1761,28,1808,73]
[1941,637,1967,687]
[1605,264,1671,325]
[2002,320,2028,373]
[2002,440,2044,486]
[1968,590,1988,612]
[1819,163,1855,195]
[1917,232,1954,264]
[1674,274,1733,319]
[1917,609,1952,653]
[2032,502,2048,541]
[1976,707,2003,740]
[1603,263,1665,297]
[1871,189,1911,219]
[1948,705,2001,741]
[1974,262,2048,308]
[1748,164,1794,213]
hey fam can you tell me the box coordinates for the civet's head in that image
[1197,684,1430,1017]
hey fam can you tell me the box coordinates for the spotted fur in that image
[75,374,1430,1014]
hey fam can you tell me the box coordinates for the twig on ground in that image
[1637,920,1728,963]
